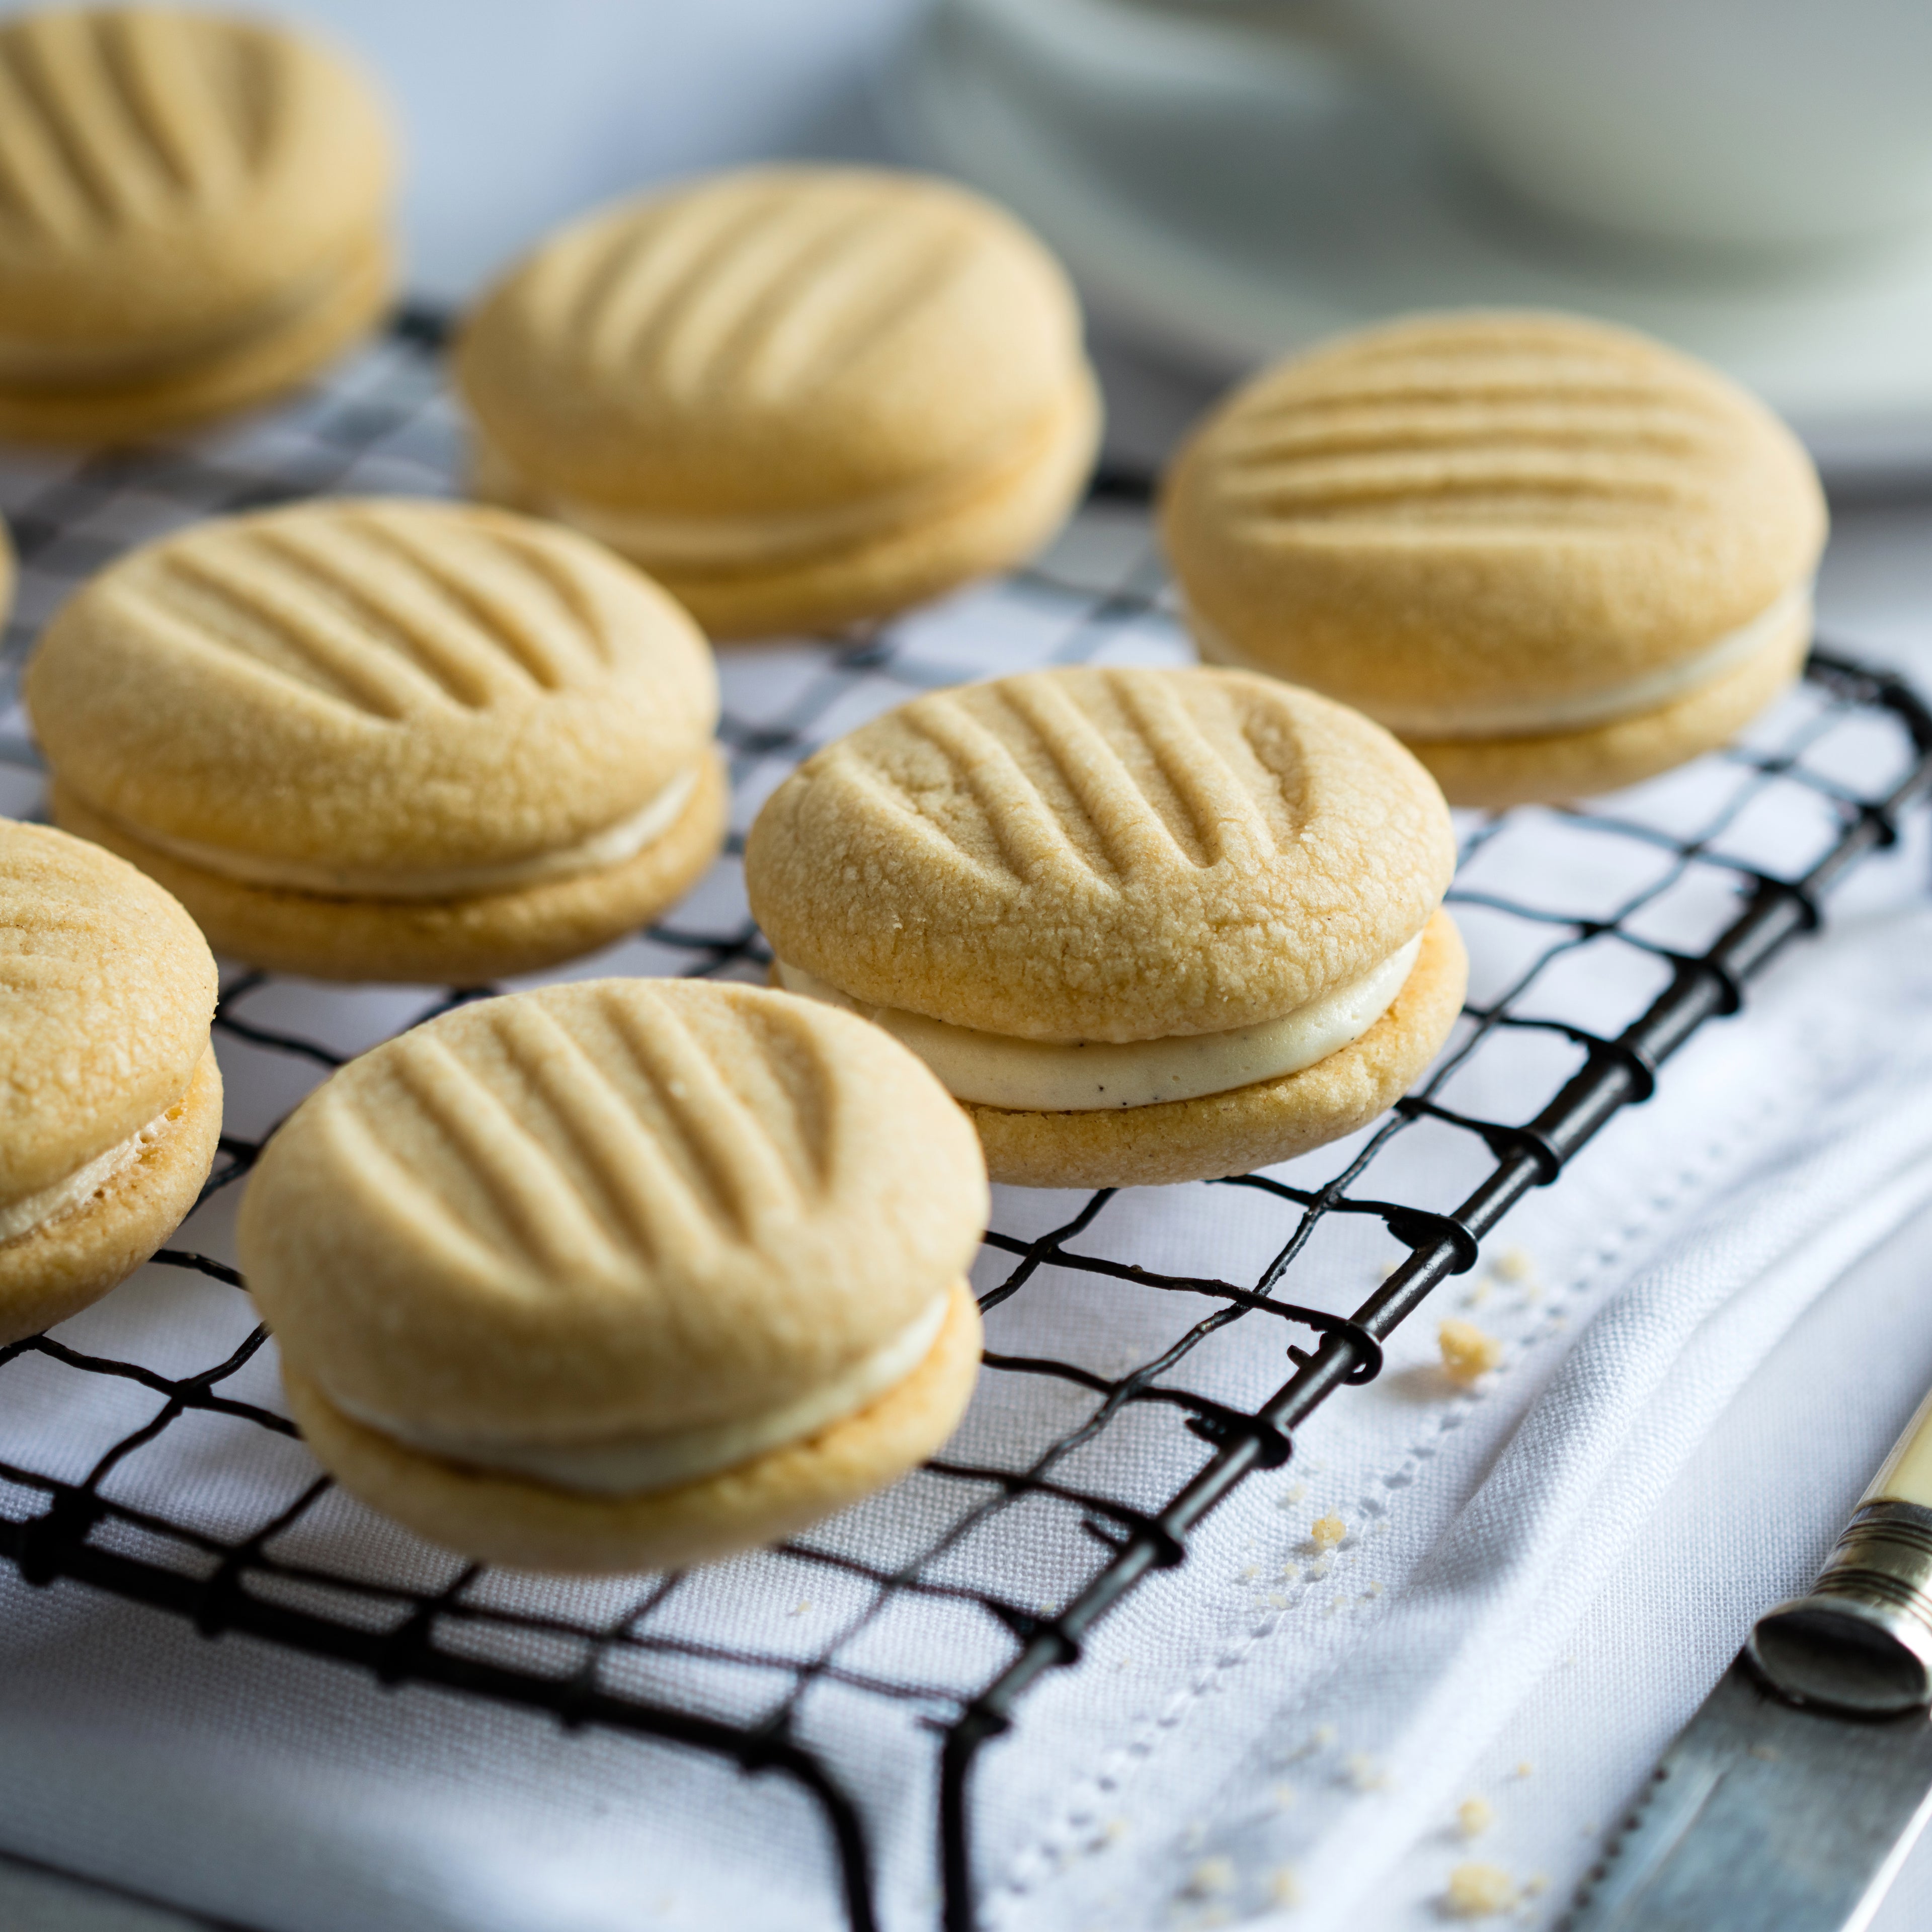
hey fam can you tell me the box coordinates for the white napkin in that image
[996,901,1932,1932]
[3,379,1931,1932]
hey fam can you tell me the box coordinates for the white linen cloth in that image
[4,418,1932,1932]
[1000,906,1932,1932]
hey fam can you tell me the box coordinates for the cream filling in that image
[1191,582,1810,742]
[109,763,702,902]
[774,934,1422,1112]
[331,1293,951,1498]
[469,392,1073,572]
[0,254,367,388]
[0,1106,174,1246]
[473,431,971,569]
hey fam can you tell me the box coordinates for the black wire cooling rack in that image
[2,315,1931,1932]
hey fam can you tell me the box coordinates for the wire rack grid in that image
[1,317,1929,1932]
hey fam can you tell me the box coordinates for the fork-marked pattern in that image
[107,508,615,721]
[336,985,836,1282]
[879,669,1293,891]
[1212,335,1743,544]
[0,9,280,241]
[545,177,979,407]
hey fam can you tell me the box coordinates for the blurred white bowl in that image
[1342,0,1932,253]
[889,0,1932,477]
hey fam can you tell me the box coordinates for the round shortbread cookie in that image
[0,819,220,1340]
[27,499,717,867]
[282,1278,983,1575]
[455,166,1101,637]
[746,666,1457,1043]
[967,909,1465,1188]
[0,6,395,437]
[27,499,725,980]
[1161,310,1826,803]
[238,979,989,1570]
[747,666,1462,1188]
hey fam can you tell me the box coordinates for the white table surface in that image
[6,2,1932,1925]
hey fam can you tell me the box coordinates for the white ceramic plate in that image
[889,0,1932,478]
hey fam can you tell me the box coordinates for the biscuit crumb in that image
[1457,1796,1494,1838]
[1311,1724,1338,1750]
[1522,1875,1547,1898]
[1267,1592,1289,1609]
[1311,1513,1346,1551]
[1268,1865,1301,1907]
[1439,1318,1503,1386]
[1344,1751,1387,1791]
[1493,1246,1534,1282]
[1271,1783,1297,1809]
[1464,1278,1492,1309]
[1182,1858,1235,1899]
[1513,1760,1534,1779]
[789,1600,813,1616]
[1444,1863,1517,1917]
[1277,1482,1308,1507]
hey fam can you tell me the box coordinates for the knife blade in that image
[1562,1383,1932,1932]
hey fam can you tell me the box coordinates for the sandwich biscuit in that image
[1,818,221,1343]
[0,5,396,442]
[746,665,1466,1188]
[1161,311,1827,807]
[25,499,726,983]
[455,166,1101,639]
[238,978,989,1573]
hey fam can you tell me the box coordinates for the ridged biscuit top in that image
[237,979,988,1443]
[1162,311,1827,718]
[455,166,1089,513]
[746,666,1455,1044]
[0,818,216,1200]
[0,7,393,351]
[24,500,719,871]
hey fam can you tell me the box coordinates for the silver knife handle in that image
[1749,1386,1932,1715]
